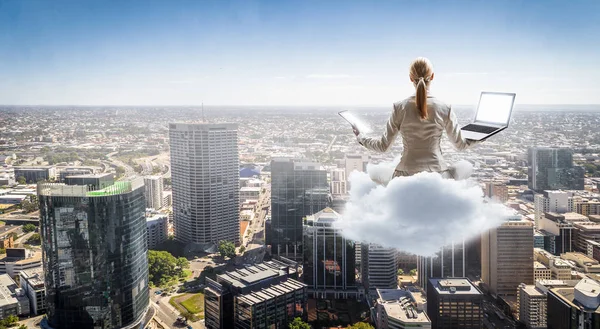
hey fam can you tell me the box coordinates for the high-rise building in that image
[269,158,329,260]
[481,215,534,297]
[426,278,483,329]
[539,212,576,255]
[534,190,571,229]
[143,175,163,210]
[547,278,600,328]
[38,178,149,329]
[484,181,509,203]
[528,147,585,192]
[361,244,398,291]
[169,123,240,246]
[329,168,347,196]
[417,240,467,291]
[204,259,307,329]
[302,208,357,299]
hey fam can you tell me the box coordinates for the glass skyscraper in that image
[528,147,585,192]
[38,178,149,329]
[268,158,330,260]
[302,208,357,299]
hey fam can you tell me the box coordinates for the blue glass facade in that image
[38,179,149,329]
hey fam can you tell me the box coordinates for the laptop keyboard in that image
[461,124,499,134]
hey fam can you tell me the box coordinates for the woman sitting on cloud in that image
[353,57,481,182]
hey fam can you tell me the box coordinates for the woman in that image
[354,57,481,179]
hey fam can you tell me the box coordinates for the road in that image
[150,289,205,329]
[15,231,35,247]
[18,315,44,328]
[106,151,135,177]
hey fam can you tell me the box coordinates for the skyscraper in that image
[528,147,585,192]
[534,190,571,229]
[547,278,600,329]
[302,208,357,299]
[361,243,398,291]
[481,214,534,297]
[269,158,329,260]
[143,175,163,210]
[417,240,467,291]
[38,178,149,329]
[169,123,240,246]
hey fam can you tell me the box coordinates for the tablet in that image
[338,110,373,134]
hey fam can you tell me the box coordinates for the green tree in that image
[288,317,310,329]
[397,269,404,276]
[218,240,236,259]
[148,250,187,287]
[348,323,375,329]
[27,233,41,244]
[7,233,17,241]
[17,176,26,184]
[239,245,246,254]
[23,223,37,233]
[0,249,5,255]
[409,268,417,276]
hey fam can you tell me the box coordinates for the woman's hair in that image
[409,57,434,120]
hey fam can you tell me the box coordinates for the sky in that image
[0,0,599,106]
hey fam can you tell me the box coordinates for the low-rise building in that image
[426,278,483,329]
[561,252,600,273]
[375,288,431,329]
[239,186,261,202]
[19,268,45,315]
[0,273,29,318]
[534,261,551,281]
[0,249,43,278]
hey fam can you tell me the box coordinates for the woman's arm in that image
[356,104,403,153]
[444,106,480,151]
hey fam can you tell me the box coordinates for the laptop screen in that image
[474,92,515,125]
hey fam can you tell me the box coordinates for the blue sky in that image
[0,0,599,106]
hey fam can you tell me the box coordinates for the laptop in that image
[461,91,516,141]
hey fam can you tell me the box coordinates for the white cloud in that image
[333,160,512,256]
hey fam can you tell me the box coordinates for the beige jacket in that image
[357,94,479,174]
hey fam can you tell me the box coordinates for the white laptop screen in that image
[474,92,515,125]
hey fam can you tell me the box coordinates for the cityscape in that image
[0,104,600,329]
[1,0,600,328]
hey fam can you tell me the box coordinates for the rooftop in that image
[20,268,44,289]
[38,177,144,197]
[236,278,306,306]
[0,274,22,308]
[217,259,296,290]
[430,278,482,295]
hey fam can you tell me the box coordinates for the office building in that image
[517,283,546,329]
[417,240,466,291]
[528,147,585,192]
[540,212,580,255]
[204,259,307,329]
[169,123,240,247]
[481,215,534,297]
[344,154,369,181]
[269,158,329,260]
[547,278,600,328]
[571,197,600,217]
[330,168,347,196]
[426,278,483,329]
[0,273,29,319]
[0,235,13,249]
[162,191,172,208]
[375,288,431,329]
[361,244,398,291]
[20,268,45,315]
[302,208,357,299]
[64,173,114,190]
[239,186,261,202]
[143,175,163,210]
[146,213,168,249]
[58,168,93,182]
[38,178,149,329]
[14,166,56,184]
[574,221,600,253]
[534,190,571,229]
[588,240,600,262]
[534,261,552,281]
[0,248,43,278]
[484,181,509,203]
[561,252,600,273]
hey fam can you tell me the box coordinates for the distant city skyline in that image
[1,0,599,105]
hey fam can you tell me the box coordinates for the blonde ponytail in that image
[409,57,434,120]
[416,77,428,119]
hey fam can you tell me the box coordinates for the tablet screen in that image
[339,110,373,134]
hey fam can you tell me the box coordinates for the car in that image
[154,290,162,295]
